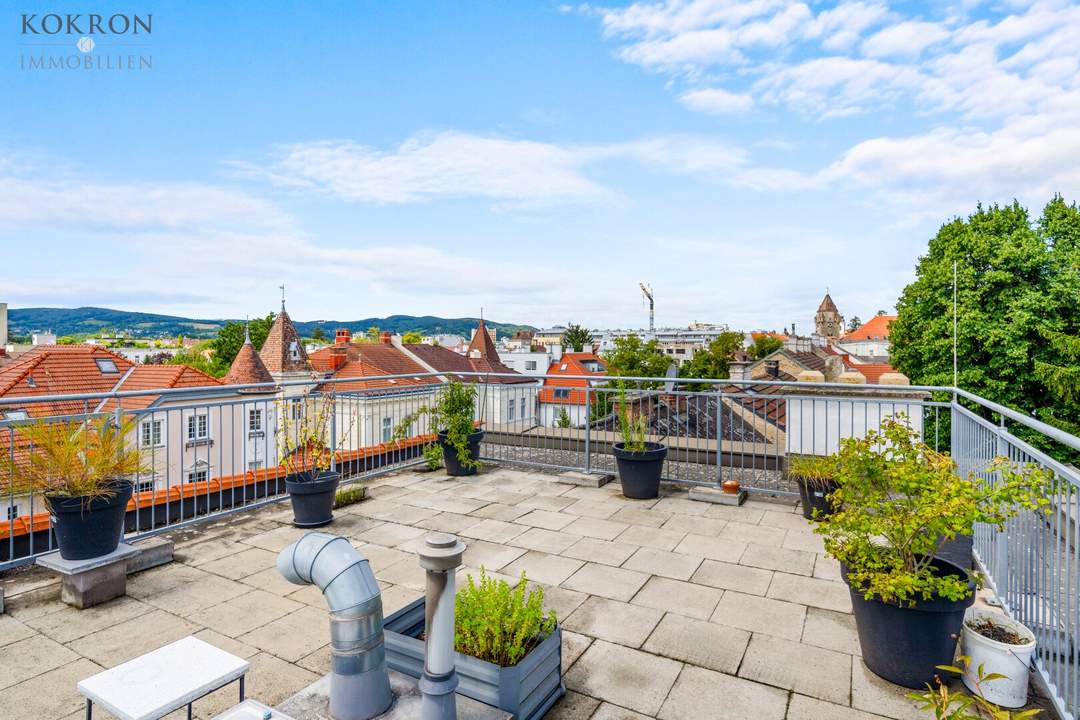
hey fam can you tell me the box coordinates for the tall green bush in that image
[455,569,556,667]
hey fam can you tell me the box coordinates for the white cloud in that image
[754,57,921,118]
[680,87,755,114]
[860,20,950,58]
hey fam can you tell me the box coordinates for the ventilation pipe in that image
[278,533,393,720]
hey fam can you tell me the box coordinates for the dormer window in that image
[3,409,28,421]
[95,358,119,374]
[288,341,300,361]
[26,377,36,388]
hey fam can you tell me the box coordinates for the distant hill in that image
[7,307,534,340]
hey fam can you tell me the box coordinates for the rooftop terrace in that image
[0,464,1056,720]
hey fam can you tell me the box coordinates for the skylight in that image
[3,409,28,421]
[95,358,119,373]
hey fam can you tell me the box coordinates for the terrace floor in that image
[0,465,1043,720]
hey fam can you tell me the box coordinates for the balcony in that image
[0,373,1076,720]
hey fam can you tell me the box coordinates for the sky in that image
[1,0,1078,334]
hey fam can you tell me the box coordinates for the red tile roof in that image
[0,345,134,418]
[467,319,499,359]
[404,342,532,384]
[841,315,895,341]
[310,342,439,393]
[840,360,896,384]
[817,293,839,313]
[100,364,222,411]
[224,337,275,388]
[540,353,607,404]
[259,307,312,374]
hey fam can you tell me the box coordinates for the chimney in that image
[550,343,563,362]
[728,360,752,382]
[329,344,348,371]
[764,359,780,379]
[379,331,392,344]
[335,328,351,345]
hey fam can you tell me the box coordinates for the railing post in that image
[715,389,723,486]
[583,383,591,474]
[992,414,1010,607]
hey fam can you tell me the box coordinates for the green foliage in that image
[168,343,223,377]
[616,384,649,453]
[908,657,1041,719]
[890,197,1080,451]
[276,394,341,482]
[555,408,572,428]
[816,417,1050,605]
[57,335,78,345]
[788,454,836,491]
[333,484,367,509]
[603,334,671,385]
[455,569,556,667]
[310,326,327,342]
[366,326,380,342]
[395,381,480,471]
[748,335,783,360]
[847,316,862,333]
[168,315,273,377]
[563,324,593,353]
[680,331,745,385]
[11,414,148,501]
[402,330,424,344]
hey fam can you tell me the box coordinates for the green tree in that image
[890,197,1080,448]
[366,326,380,342]
[171,314,273,377]
[748,335,783,359]
[680,332,745,383]
[602,335,671,382]
[555,408,572,428]
[562,324,592,352]
[310,326,327,342]
[402,330,424,344]
[847,316,862,333]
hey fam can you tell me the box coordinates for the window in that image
[186,412,209,441]
[525,361,537,371]
[519,397,526,418]
[507,398,515,421]
[554,388,571,399]
[186,468,209,484]
[288,341,301,361]
[560,363,568,371]
[248,408,263,432]
[135,479,156,494]
[94,358,119,373]
[289,399,303,420]
[6,505,18,521]
[140,419,163,448]
[381,417,393,443]
[248,460,264,471]
[3,409,28,421]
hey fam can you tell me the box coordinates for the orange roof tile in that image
[224,336,274,388]
[0,345,134,418]
[259,306,312,374]
[540,353,607,404]
[842,315,896,341]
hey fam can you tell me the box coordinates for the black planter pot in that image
[438,429,483,476]
[794,477,839,520]
[844,557,975,688]
[613,442,668,499]
[47,479,134,561]
[285,470,340,528]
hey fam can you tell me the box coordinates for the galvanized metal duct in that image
[278,533,393,720]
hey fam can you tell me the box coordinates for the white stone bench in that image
[77,636,249,720]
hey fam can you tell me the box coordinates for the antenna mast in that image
[639,283,654,333]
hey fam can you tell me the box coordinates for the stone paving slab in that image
[0,465,952,720]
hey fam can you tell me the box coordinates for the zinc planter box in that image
[383,597,564,720]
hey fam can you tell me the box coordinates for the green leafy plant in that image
[455,568,556,667]
[788,454,837,491]
[333,484,366,509]
[555,408,572,428]
[12,414,148,504]
[815,416,1050,605]
[615,384,649,453]
[395,380,481,471]
[908,657,1041,719]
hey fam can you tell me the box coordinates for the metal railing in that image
[1,370,1077,718]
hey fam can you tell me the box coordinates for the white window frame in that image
[186,412,210,441]
[507,398,515,421]
[381,416,393,443]
[141,419,164,448]
[6,505,18,520]
[186,468,210,484]
[248,408,263,433]
[554,388,571,399]
[525,360,537,371]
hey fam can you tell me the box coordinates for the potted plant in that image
[395,381,483,476]
[815,417,1048,689]
[611,385,667,499]
[384,569,564,720]
[277,394,341,527]
[14,414,145,560]
[789,454,839,520]
[959,610,1037,708]
[909,656,1041,719]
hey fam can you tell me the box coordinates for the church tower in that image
[814,292,844,340]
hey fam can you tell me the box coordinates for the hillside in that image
[7,307,533,340]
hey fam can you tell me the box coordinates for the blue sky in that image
[2,0,1078,333]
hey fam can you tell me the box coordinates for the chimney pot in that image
[379,331,392,344]
[335,328,351,345]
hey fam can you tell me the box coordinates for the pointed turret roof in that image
[817,293,839,314]
[259,305,312,375]
[224,326,275,387]
[467,318,498,360]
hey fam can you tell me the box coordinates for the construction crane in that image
[639,283,654,332]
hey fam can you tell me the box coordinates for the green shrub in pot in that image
[395,380,483,476]
[788,454,838,520]
[815,416,1049,688]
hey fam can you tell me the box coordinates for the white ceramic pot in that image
[960,608,1036,708]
